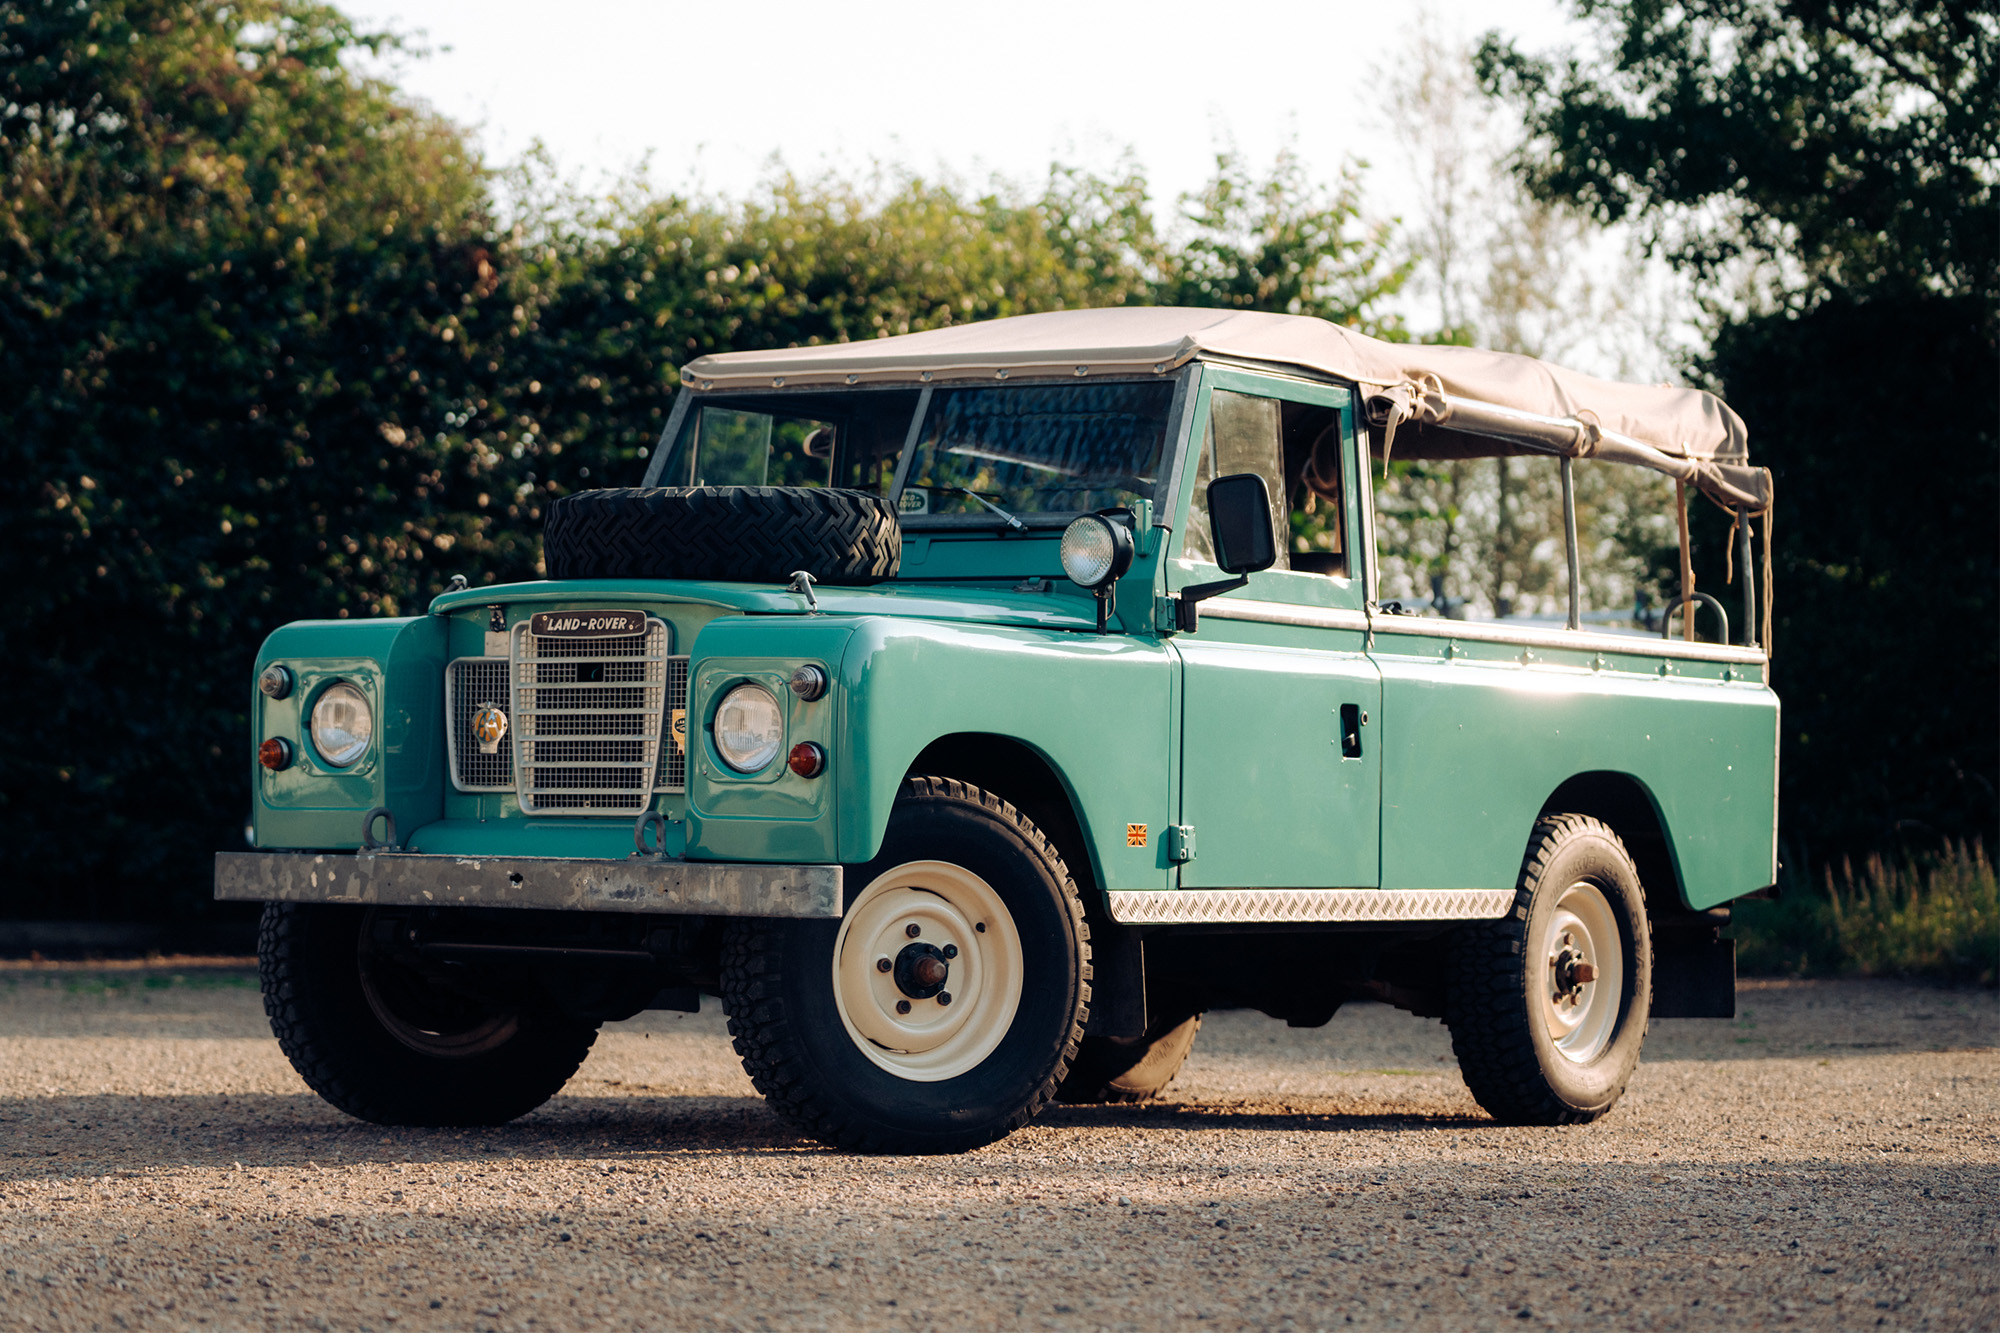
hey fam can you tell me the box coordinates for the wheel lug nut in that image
[895,1000,912,1015]
[876,957,892,973]
[936,991,952,1006]
[942,944,958,959]
[975,922,986,933]
[905,923,921,938]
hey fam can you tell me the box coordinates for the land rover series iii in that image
[219,308,1778,1152]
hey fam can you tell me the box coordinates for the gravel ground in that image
[1,963,1993,1332]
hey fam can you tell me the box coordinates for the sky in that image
[351,0,1592,216]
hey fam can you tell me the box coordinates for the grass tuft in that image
[1732,841,1998,986]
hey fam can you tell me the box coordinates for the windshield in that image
[899,381,1173,523]
[654,389,923,492]
[653,379,1176,525]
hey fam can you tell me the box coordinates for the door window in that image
[1181,387,1350,579]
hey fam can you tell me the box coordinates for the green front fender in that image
[833,618,1176,894]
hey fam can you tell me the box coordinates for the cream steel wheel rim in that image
[1536,880,1622,1064]
[831,860,1025,1082]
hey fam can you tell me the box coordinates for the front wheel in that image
[1446,814,1651,1125]
[259,903,599,1126]
[721,777,1091,1153]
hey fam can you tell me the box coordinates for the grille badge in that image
[471,703,509,754]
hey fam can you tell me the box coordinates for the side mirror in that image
[1208,473,1278,575]
[1174,473,1279,633]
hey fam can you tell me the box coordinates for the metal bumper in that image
[214,851,842,919]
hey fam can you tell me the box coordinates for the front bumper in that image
[214,851,841,919]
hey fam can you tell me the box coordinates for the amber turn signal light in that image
[787,742,826,778]
[258,737,294,771]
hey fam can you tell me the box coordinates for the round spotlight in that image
[1059,513,1135,590]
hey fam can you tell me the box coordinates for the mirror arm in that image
[1172,574,1250,633]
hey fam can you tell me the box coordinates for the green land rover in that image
[219,308,1778,1153]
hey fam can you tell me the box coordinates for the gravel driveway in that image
[1,963,1993,1332]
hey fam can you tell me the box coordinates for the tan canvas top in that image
[680,308,1770,510]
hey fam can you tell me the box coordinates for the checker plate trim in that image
[1106,888,1515,925]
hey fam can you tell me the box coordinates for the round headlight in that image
[1059,514,1134,589]
[309,682,373,768]
[714,683,784,772]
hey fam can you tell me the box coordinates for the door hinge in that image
[1166,824,1197,864]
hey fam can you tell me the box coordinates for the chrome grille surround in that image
[512,617,675,814]
[445,657,514,791]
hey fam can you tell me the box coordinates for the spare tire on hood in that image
[542,486,900,584]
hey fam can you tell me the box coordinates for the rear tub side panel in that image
[827,617,1176,894]
[253,617,446,851]
[1376,652,1778,909]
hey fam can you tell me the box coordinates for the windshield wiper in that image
[928,485,1025,531]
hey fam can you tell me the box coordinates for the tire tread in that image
[720,776,1090,1152]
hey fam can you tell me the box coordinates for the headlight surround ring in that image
[309,681,374,768]
[713,682,785,773]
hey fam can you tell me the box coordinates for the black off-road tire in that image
[1446,814,1652,1126]
[1057,1011,1202,1104]
[259,903,599,1127]
[543,486,900,584]
[720,777,1091,1153]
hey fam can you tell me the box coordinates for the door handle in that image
[1339,703,1366,758]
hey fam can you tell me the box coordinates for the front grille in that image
[657,655,690,791]
[512,618,689,813]
[446,657,513,791]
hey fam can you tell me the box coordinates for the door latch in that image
[1338,703,1367,758]
[1165,824,1197,864]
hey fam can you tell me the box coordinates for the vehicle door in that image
[1169,369,1381,890]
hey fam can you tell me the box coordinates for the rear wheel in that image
[1057,1011,1202,1104]
[1446,814,1651,1125]
[259,903,598,1126]
[721,777,1090,1153]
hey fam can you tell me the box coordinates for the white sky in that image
[353,0,1589,216]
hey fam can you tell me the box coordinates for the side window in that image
[1181,388,1349,579]
[1182,389,1289,570]
[1281,403,1347,578]
[690,407,835,487]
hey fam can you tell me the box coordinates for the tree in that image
[1152,148,1410,334]
[0,0,536,918]
[1476,0,1999,308]
[1479,1,1999,856]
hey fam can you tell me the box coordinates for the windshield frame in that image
[644,370,1199,534]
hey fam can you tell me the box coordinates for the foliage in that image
[1476,0,1999,307]
[1482,3,1999,863]
[0,0,539,920]
[1733,841,1998,986]
[0,1,1413,921]
[1151,148,1410,331]
[1704,295,1998,855]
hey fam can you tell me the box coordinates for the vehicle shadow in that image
[0,1087,1509,1177]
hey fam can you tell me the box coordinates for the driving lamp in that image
[1059,513,1136,632]
[1059,514,1133,590]
[309,682,373,768]
[714,683,784,772]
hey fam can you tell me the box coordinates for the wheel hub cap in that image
[831,860,1025,1082]
[894,942,950,999]
[1534,881,1622,1064]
